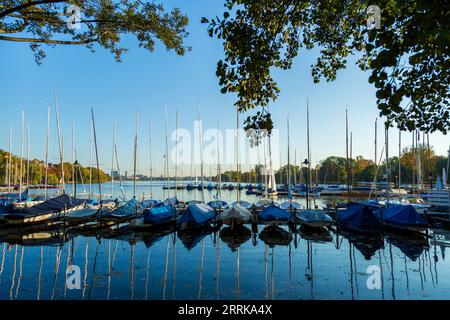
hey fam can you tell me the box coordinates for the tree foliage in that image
[0,0,190,64]
[204,0,450,134]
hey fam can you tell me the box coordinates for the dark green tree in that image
[0,0,190,64]
[204,0,450,134]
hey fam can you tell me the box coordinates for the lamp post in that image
[303,159,309,210]
[73,160,79,198]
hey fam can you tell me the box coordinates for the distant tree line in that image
[0,149,109,186]
[214,146,449,187]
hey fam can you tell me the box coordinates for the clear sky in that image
[1,0,448,176]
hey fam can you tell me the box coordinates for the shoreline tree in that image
[0,0,190,64]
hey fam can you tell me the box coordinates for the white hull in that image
[12,201,44,211]
[5,204,85,225]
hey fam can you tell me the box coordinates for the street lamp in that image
[303,159,309,210]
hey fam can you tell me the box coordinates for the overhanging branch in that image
[0,35,96,44]
[0,0,66,19]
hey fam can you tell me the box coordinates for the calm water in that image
[0,182,449,300]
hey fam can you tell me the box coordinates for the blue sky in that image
[0,0,448,176]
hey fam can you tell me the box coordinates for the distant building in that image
[125,171,128,179]
[111,170,120,179]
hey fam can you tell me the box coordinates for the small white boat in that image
[218,203,252,225]
[297,210,333,228]
[64,207,99,223]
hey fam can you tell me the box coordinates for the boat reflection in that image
[178,226,213,250]
[339,230,384,260]
[259,226,292,247]
[219,225,251,251]
[299,226,333,243]
[386,232,429,261]
[0,226,70,247]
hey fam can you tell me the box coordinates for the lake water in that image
[0,181,449,300]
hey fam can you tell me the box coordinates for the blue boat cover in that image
[25,194,85,215]
[111,198,142,217]
[208,200,228,209]
[144,205,176,224]
[177,203,215,227]
[142,199,161,208]
[259,204,291,222]
[375,205,428,227]
[338,202,382,233]
[160,197,179,207]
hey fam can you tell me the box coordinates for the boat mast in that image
[133,113,139,199]
[44,106,50,200]
[385,124,390,207]
[287,115,291,200]
[267,107,276,197]
[26,123,30,189]
[345,108,350,203]
[111,121,116,199]
[217,119,222,201]
[350,131,353,187]
[198,106,205,203]
[72,122,76,197]
[19,111,24,201]
[175,111,179,199]
[89,125,93,201]
[91,108,102,206]
[375,118,378,164]
[306,99,311,209]
[164,108,170,200]
[149,120,153,199]
[398,129,402,189]
[237,107,241,203]
[7,127,12,194]
[54,93,65,194]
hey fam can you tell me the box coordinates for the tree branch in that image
[0,0,65,19]
[0,35,96,45]
[0,22,29,34]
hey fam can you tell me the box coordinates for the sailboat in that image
[101,114,143,222]
[4,194,86,225]
[296,100,333,229]
[280,115,301,212]
[177,203,216,231]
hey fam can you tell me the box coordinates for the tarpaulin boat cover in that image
[219,203,252,223]
[375,205,428,227]
[280,201,302,210]
[111,198,142,217]
[208,200,229,209]
[231,201,253,209]
[338,202,382,233]
[142,199,161,208]
[259,204,291,222]
[177,203,215,227]
[25,194,85,215]
[160,197,179,207]
[144,205,176,224]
